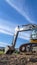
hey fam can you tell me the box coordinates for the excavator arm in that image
[10,24,37,48]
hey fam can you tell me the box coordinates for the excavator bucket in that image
[5,46,15,54]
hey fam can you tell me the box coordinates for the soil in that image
[0,52,37,65]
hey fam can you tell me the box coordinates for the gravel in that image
[0,53,37,65]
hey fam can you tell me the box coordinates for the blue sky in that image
[0,0,37,48]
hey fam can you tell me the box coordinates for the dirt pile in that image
[0,53,37,65]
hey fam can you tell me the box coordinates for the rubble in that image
[0,53,37,65]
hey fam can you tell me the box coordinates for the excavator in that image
[5,24,37,54]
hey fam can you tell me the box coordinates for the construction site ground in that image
[0,52,37,65]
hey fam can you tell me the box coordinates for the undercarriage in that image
[19,43,37,53]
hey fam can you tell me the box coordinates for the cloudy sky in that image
[0,0,37,48]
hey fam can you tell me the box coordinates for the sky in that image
[0,0,37,48]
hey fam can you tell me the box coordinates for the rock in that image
[0,53,37,65]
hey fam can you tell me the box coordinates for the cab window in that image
[31,29,37,39]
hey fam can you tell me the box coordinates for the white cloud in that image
[6,0,35,23]
[0,42,11,47]
[0,19,15,36]
[0,28,13,36]
[0,19,30,41]
[19,32,30,40]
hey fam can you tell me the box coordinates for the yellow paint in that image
[30,39,37,43]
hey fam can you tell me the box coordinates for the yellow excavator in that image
[5,24,37,54]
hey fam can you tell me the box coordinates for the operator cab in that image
[30,28,37,43]
[30,28,37,52]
